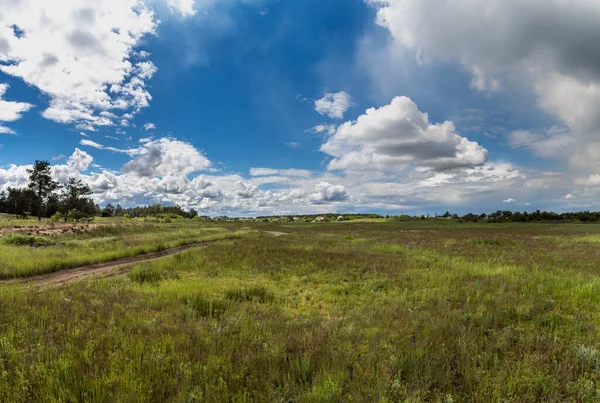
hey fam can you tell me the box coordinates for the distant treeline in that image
[458,210,600,223]
[3,160,600,223]
[100,204,199,219]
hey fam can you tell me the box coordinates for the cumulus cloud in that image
[121,138,211,177]
[0,0,157,130]
[503,198,516,204]
[67,148,93,172]
[368,0,600,171]
[310,182,349,204]
[144,123,156,131]
[321,96,488,172]
[315,91,352,119]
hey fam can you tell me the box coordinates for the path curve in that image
[8,230,287,287]
[12,241,220,287]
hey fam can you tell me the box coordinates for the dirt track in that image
[7,230,287,287]
[12,241,216,287]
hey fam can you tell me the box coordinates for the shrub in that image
[50,212,64,223]
[2,234,54,247]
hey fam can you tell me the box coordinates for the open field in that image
[3,220,600,401]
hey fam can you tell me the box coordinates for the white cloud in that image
[308,124,337,136]
[0,0,157,130]
[0,125,16,135]
[0,84,33,122]
[315,91,352,119]
[121,138,211,177]
[168,0,196,17]
[509,128,575,159]
[250,168,312,178]
[310,182,349,204]
[564,194,575,200]
[67,148,93,172]
[368,0,600,171]
[144,123,156,131]
[0,84,33,134]
[321,96,488,172]
[503,198,516,204]
[575,175,600,187]
[80,139,138,156]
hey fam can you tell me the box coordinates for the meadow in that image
[2,219,600,401]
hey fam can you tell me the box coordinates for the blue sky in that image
[1,0,599,216]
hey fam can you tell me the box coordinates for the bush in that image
[50,212,64,223]
[2,234,54,247]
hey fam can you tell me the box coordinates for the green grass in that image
[0,222,249,279]
[2,233,54,247]
[3,221,600,400]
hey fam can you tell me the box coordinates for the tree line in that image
[0,161,95,222]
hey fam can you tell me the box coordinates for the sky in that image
[1,0,600,216]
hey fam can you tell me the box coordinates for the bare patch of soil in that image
[264,231,289,237]
[0,223,138,238]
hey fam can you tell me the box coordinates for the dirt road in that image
[11,241,216,287]
[7,230,287,287]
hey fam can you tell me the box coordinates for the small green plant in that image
[182,295,229,318]
[128,265,165,284]
[50,212,64,223]
[225,286,275,303]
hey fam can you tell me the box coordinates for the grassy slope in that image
[2,221,600,401]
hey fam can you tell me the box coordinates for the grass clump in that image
[128,265,168,285]
[2,234,54,247]
[225,286,275,303]
[182,294,230,318]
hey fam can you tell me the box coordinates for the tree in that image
[7,188,23,219]
[27,160,59,221]
[102,203,116,217]
[61,177,92,222]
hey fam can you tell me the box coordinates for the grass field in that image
[2,219,600,401]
